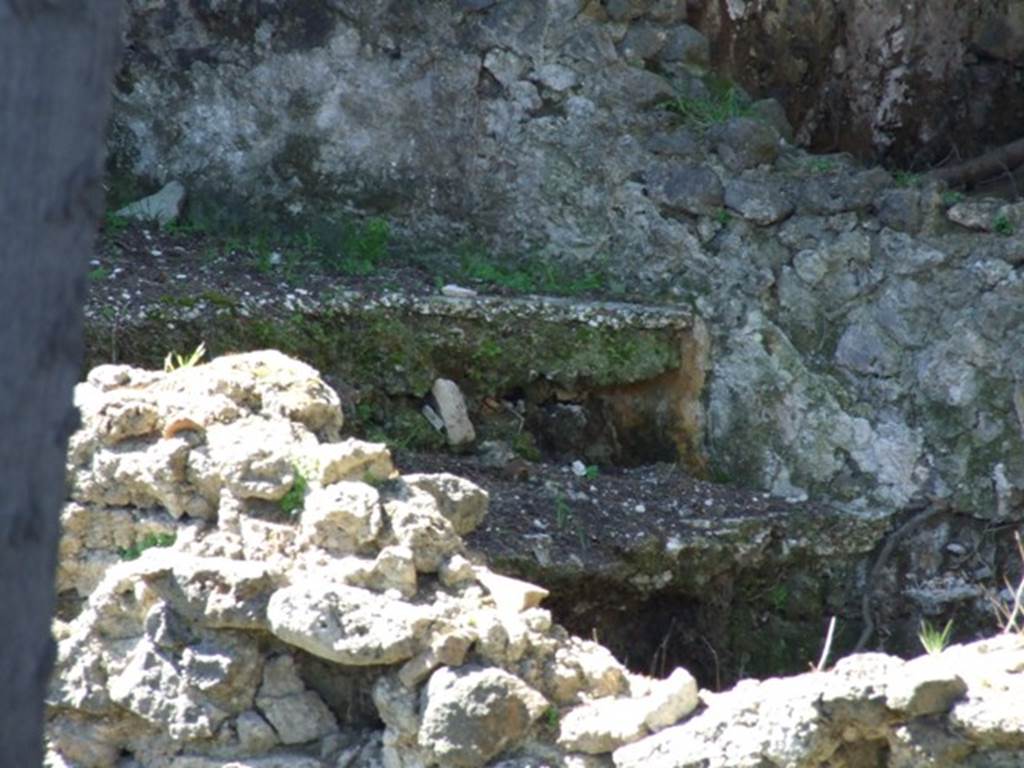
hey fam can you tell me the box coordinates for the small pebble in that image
[442,283,478,298]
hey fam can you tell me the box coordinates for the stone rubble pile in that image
[49,351,697,768]
[48,351,1024,767]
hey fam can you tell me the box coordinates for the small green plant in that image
[715,208,732,226]
[892,170,922,189]
[103,212,131,234]
[200,290,238,310]
[362,471,390,489]
[918,618,954,655]
[543,706,560,729]
[448,242,605,297]
[512,432,541,462]
[664,85,751,129]
[584,464,600,480]
[806,157,837,174]
[993,213,1015,236]
[87,266,110,281]
[164,216,208,236]
[941,190,964,207]
[163,341,206,372]
[159,293,198,310]
[321,216,391,276]
[119,532,176,561]
[280,466,309,516]
[478,338,502,361]
[554,494,572,530]
[768,584,789,613]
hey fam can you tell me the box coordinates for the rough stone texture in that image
[402,473,489,536]
[254,655,338,745]
[712,117,781,171]
[267,582,428,666]
[723,177,793,225]
[613,635,1024,768]
[647,163,725,216]
[297,481,383,554]
[418,666,549,767]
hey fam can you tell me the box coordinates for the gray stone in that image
[659,24,710,66]
[834,319,902,377]
[645,0,688,23]
[750,98,793,143]
[533,63,579,92]
[723,178,793,225]
[116,180,186,227]
[236,709,279,755]
[644,128,700,159]
[620,23,666,62]
[604,0,646,21]
[483,49,528,89]
[419,667,548,767]
[457,0,500,11]
[713,117,780,171]
[877,188,923,233]
[798,168,893,214]
[648,163,724,216]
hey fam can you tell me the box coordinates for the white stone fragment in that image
[432,378,476,447]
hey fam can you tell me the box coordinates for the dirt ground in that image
[89,220,799,574]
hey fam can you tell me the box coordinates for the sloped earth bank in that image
[49,351,1024,767]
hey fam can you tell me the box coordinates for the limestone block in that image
[383,488,463,573]
[255,655,338,745]
[235,709,279,755]
[314,438,394,484]
[267,582,429,665]
[402,472,489,535]
[474,567,549,613]
[419,667,548,767]
[298,481,383,554]
[724,178,794,225]
[558,697,649,754]
[885,655,967,717]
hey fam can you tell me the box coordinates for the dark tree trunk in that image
[0,2,120,764]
